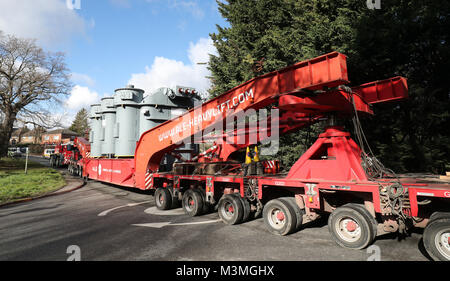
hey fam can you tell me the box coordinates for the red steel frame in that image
[76,52,449,222]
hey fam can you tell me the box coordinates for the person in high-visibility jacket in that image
[253,146,260,162]
[244,146,261,176]
[245,146,253,164]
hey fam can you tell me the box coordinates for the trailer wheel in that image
[429,212,450,223]
[168,189,180,209]
[182,189,204,216]
[232,193,251,223]
[155,188,173,210]
[263,199,297,236]
[218,194,244,225]
[279,197,304,231]
[328,205,375,250]
[198,190,211,214]
[345,203,378,242]
[423,217,450,261]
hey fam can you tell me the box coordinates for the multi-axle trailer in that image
[68,52,450,261]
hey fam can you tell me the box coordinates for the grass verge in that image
[0,157,66,204]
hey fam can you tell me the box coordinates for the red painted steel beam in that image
[196,76,408,162]
[352,76,408,104]
[134,52,349,189]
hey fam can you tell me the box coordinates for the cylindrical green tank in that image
[89,104,102,158]
[113,85,144,157]
[100,96,116,156]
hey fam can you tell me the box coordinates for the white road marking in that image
[97,201,152,216]
[132,219,222,229]
[144,206,185,216]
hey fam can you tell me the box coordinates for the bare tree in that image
[0,32,72,157]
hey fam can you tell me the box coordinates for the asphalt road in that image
[0,157,431,261]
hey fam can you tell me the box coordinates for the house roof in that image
[44,129,79,136]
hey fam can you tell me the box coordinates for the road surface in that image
[0,162,431,261]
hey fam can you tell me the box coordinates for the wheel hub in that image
[276,211,285,221]
[268,208,286,230]
[346,220,357,232]
[342,219,360,236]
[441,232,450,250]
[336,218,361,242]
[435,229,450,260]
[222,201,235,219]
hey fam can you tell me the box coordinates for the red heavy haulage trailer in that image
[50,142,81,169]
[71,52,450,260]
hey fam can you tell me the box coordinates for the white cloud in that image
[70,73,95,87]
[188,38,217,66]
[169,0,204,19]
[0,0,87,47]
[128,37,217,95]
[65,85,101,111]
[146,0,205,20]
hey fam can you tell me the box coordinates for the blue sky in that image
[0,0,227,126]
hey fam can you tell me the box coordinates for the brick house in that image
[41,129,79,145]
[21,131,38,144]
[12,127,45,144]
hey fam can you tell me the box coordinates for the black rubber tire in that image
[168,189,180,209]
[155,188,173,210]
[182,189,204,217]
[263,199,297,236]
[345,203,378,242]
[328,205,376,250]
[171,196,180,209]
[279,197,304,231]
[198,189,211,215]
[429,212,450,223]
[218,194,244,225]
[232,193,251,223]
[423,217,450,261]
